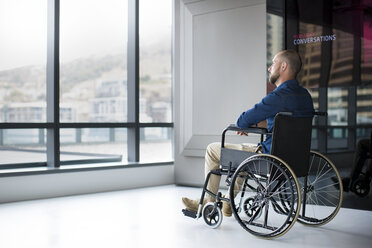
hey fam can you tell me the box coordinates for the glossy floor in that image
[0,185,371,248]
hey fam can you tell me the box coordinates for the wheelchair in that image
[352,167,372,197]
[182,112,343,239]
[350,131,372,197]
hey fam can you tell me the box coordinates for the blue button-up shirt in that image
[236,79,314,154]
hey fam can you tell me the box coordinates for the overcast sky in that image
[0,0,171,71]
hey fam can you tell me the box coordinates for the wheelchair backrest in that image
[271,113,313,178]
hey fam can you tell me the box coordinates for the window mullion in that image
[46,0,60,168]
[127,0,140,162]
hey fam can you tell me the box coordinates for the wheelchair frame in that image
[182,112,343,239]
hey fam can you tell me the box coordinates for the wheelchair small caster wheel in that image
[353,177,370,197]
[243,197,262,220]
[202,202,223,228]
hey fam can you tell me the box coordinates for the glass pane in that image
[328,29,354,86]
[357,127,372,139]
[291,27,354,88]
[328,87,348,125]
[296,23,323,88]
[139,0,172,122]
[361,11,372,85]
[267,14,284,73]
[266,13,284,92]
[60,128,127,164]
[0,0,47,123]
[327,127,348,150]
[60,0,128,122]
[357,85,372,124]
[310,129,318,150]
[0,129,46,164]
[140,128,172,163]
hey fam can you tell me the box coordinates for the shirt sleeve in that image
[236,91,281,128]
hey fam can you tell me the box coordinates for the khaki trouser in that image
[204,142,261,201]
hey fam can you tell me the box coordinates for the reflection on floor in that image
[0,185,371,248]
[342,190,372,211]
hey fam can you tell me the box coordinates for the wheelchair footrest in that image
[182,208,198,219]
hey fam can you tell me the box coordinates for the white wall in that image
[174,0,267,186]
[0,165,174,203]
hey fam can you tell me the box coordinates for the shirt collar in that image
[275,79,298,90]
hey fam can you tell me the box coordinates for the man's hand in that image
[257,120,267,128]
[237,131,248,136]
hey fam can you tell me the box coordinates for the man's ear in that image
[281,61,288,72]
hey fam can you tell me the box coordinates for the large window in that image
[0,0,173,170]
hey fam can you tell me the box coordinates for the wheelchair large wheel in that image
[297,151,343,226]
[229,154,301,239]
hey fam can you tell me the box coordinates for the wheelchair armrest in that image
[221,124,268,148]
[225,124,268,135]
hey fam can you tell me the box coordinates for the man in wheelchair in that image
[182,49,314,216]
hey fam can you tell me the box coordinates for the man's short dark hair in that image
[279,50,302,77]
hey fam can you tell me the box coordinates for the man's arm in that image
[236,120,267,136]
[236,92,281,128]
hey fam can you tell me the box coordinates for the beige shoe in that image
[182,197,212,212]
[222,201,232,217]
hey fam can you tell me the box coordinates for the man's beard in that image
[269,72,279,85]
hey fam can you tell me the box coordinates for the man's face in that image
[268,55,281,84]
